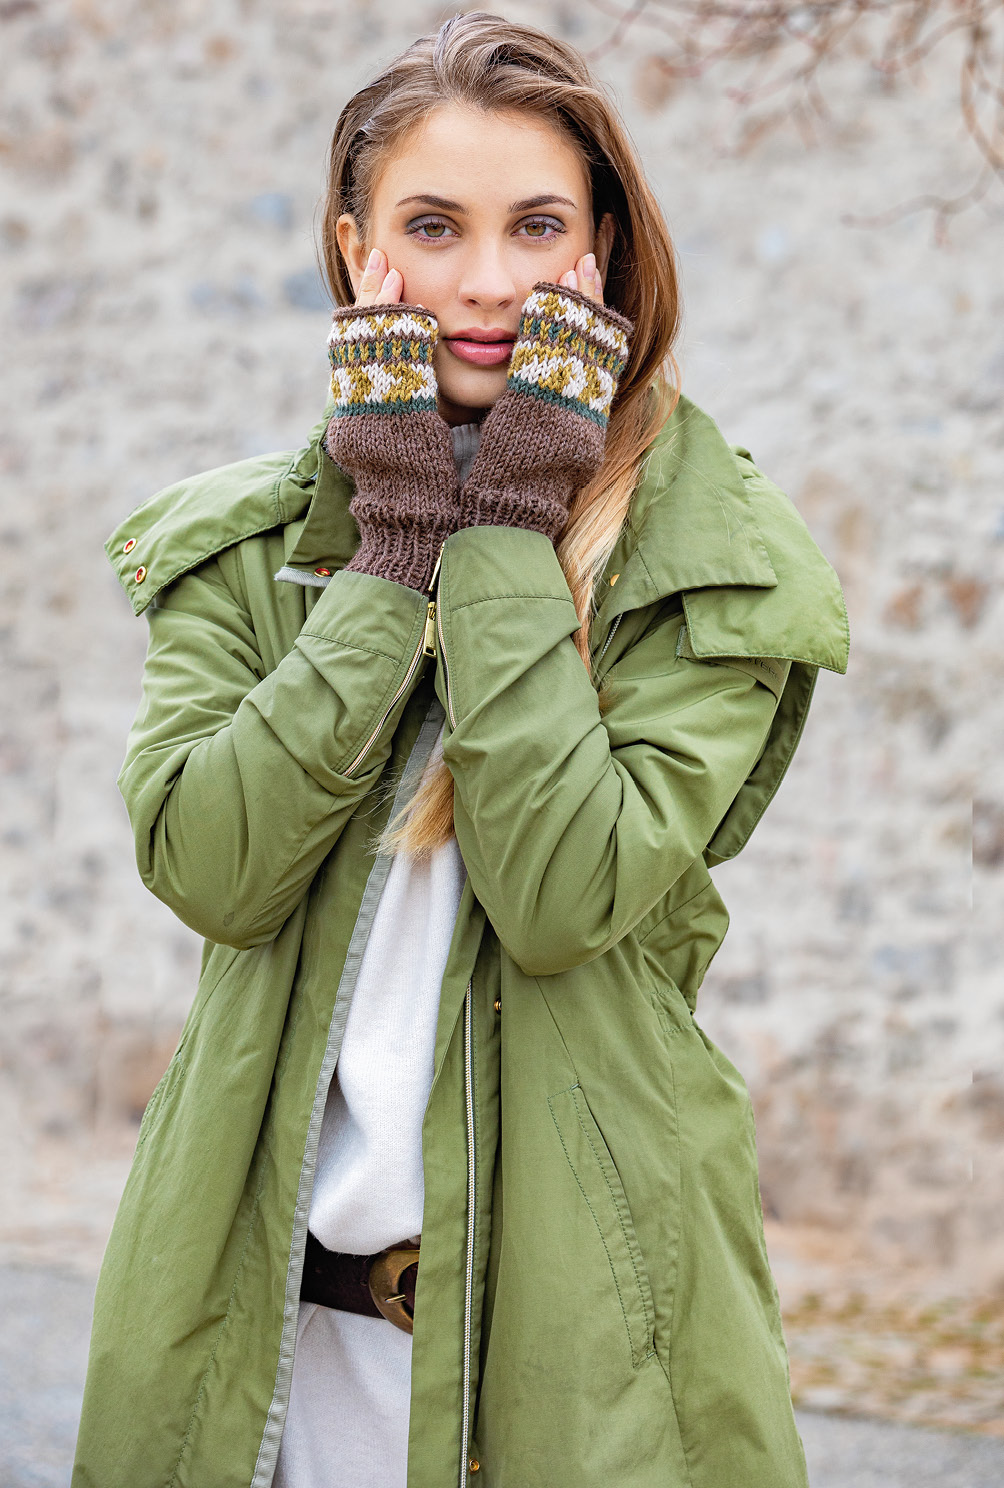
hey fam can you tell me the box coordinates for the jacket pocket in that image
[134,1051,186,1152]
[548,1083,657,1370]
[134,945,242,1152]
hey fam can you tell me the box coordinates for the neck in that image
[437,393,490,427]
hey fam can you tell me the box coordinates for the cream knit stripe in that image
[328,363,438,414]
[507,352,617,425]
[329,308,439,343]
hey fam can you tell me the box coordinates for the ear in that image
[336,213,367,297]
[593,212,615,285]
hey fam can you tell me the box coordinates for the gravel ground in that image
[4,1265,1003,1488]
[797,1412,1004,1488]
[0,1268,96,1488]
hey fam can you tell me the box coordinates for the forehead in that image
[371,103,591,212]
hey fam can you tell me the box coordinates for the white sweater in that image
[274,423,479,1488]
[308,782,467,1255]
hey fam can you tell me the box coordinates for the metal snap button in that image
[493,999,501,1014]
[134,566,147,583]
[314,567,332,577]
[469,1460,480,1474]
[122,538,136,554]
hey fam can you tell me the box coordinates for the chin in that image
[439,366,508,418]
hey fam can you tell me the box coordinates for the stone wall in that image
[2,0,1001,1292]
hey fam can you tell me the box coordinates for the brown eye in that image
[517,217,563,242]
[405,217,457,243]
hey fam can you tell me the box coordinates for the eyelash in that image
[405,215,566,244]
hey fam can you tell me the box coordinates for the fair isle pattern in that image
[507,286,631,427]
[327,306,439,417]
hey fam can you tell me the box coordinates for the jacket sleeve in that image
[119,559,429,949]
[434,526,782,976]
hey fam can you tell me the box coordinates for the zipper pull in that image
[423,600,437,657]
[428,540,446,597]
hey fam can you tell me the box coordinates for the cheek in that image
[397,249,457,314]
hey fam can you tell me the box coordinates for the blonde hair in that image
[319,12,681,854]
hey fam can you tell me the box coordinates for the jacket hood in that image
[104,404,337,618]
[591,397,848,676]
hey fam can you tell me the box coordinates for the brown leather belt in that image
[299,1230,419,1334]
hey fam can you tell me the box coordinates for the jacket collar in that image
[278,402,358,572]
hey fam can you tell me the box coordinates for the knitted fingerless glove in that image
[324,304,459,592]
[459,283,633,541]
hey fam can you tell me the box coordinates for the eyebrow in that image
[395,193,578,214]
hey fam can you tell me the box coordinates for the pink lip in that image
[445,329,515,367]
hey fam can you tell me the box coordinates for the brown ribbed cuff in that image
[325,409,459,592]
[458,395,606,541]
[344,521,453,592]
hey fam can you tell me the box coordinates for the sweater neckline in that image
[450,422,481,483]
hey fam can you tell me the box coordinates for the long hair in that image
[318,11,682,854]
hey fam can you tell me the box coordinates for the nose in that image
[456,239,517,313]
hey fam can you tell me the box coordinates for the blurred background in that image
[2,0,1002,1480]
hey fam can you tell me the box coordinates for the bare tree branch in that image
[588,0,1004,225]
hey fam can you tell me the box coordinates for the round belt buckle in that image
[368,1247,420,1333]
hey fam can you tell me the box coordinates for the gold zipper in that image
[421,538,450,661]
[343,630,427,778]
[458,978,476,1486]
[345,542,447,778]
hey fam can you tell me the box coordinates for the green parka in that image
[73,394,848,1488]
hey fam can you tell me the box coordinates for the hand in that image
[558,251,605,306]
[457,276,633,541]
[353,247,405,308]
[323,256,459,593]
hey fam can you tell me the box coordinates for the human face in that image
[336,103,614,424]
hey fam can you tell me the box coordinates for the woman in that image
[74,13,848,1488]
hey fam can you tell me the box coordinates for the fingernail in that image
[585,252,596,274]
[366,249,380,271]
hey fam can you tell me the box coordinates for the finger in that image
[379,268,403,304]
[576,253,603,303]
[355,248,387,306]
[588,252,604,304]
[357,265,404,309]
[559,269,578,292]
